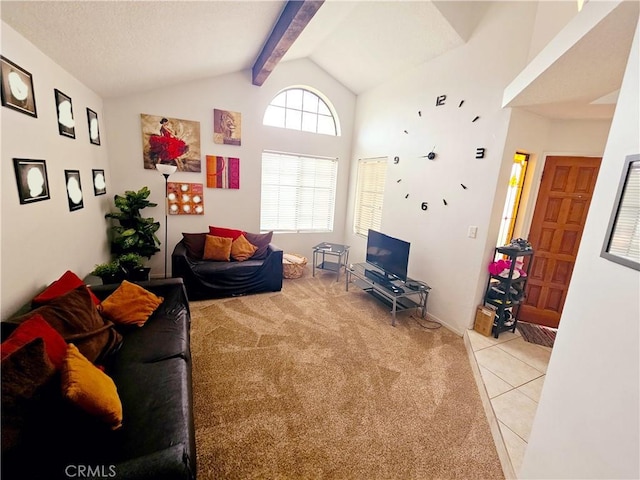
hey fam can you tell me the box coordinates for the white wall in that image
[520,21,640,480]
[104,58,356,277]
[527,1,579,61]
[346,1,538,334]
[1,23,111,318]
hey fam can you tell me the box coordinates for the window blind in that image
[261,151,337,232]
[607,160,640,262]
[354,158,387,236]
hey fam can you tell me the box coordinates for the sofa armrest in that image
[112,443,195,480]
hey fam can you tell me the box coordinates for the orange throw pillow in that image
[98,280,163,327]
[231,234,258,261]
[203,235,232,261]
[61,344,122,430]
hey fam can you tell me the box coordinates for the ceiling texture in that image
[1,0,637,120]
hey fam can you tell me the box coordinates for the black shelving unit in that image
[484,246,534,338]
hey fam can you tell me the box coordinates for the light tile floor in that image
[465,328,552,478]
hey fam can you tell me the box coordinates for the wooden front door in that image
[519,156,601,328]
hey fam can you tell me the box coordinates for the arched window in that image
[263,87,338,136]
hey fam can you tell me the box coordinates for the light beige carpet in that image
[190,274,504,479]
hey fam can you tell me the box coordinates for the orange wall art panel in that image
[206,155,239,189]
[167,182,204,215]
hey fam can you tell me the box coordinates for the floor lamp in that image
[156,163,177,278]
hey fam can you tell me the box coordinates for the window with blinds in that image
[260,151,338,233]
[353,158,387,236]
[601,155,640,270]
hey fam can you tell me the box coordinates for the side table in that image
[312,242,350,282]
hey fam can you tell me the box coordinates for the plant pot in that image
[127,267,151,282]
[100,272,125,285]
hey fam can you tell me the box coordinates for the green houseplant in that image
[91,260,125,285]
[105,186,161,260]
[117,252,150,281]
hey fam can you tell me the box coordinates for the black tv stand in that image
[364,268,392,285]
[347,263,431,326]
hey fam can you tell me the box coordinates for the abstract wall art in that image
[206,155,239,189]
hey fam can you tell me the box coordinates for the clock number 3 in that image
[476,148,486,159]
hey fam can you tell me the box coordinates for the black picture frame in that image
[54,88,75,138]
[600,153,640,271]
[92,169,106,195]
[87,107,101,145]
[1,56,37,117]
[64,169,84,211]
[13,158,50,204]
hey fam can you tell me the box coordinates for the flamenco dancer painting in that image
[141,114,201,172]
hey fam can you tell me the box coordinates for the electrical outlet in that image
[468,226,478,238]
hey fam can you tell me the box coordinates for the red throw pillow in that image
[1,314,67,370]
[208,226,245,241]
[32,270,100,307]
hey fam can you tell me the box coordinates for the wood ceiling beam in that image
[252,0,324,86]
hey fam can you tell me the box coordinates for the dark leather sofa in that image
[1,278,196,480]
[172,240,283,300]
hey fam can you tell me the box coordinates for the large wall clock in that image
[397,93,486,211]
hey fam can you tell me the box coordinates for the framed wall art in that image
[141,114,201,172]
[167,182,204,215]
[213,109,241,146]
[601,153,640,271]
[1,56,37,117]
[206,155,240,189]
[92,169,106,195]
[54,89,75,138]
[64,170,84,211]
[13,158,50,204]
[87,108,101,145]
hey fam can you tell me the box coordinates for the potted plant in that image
[117,253,150,281]
[91,260,125,285]
[105,186,161,260]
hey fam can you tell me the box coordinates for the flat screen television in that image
[365,229,410,281]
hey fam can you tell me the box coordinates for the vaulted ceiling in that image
[1,1,637,120]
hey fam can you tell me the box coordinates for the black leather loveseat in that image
[1,278,196,480]
[172,240,283,300]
